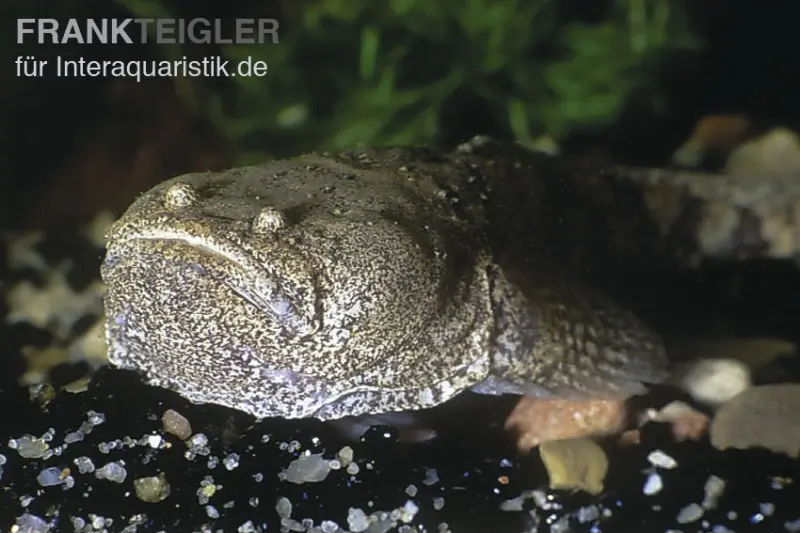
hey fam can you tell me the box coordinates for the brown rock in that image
[505,396,627,452]
[161,409,193,441]
[710,383,800,457]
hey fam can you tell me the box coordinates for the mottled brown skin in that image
[102,136,668,424]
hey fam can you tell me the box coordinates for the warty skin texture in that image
[102,137,669,422]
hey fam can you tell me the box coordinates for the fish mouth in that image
[102,219,322,337]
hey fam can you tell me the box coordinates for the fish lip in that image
[104,218,323,337]
[104,214,273,277]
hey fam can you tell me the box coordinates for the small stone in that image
[676,503,705,524]
[725,127,800,174]
[281,453,332,484]
[161,409,192,440]
[422,468,439,486]
[647,450,678,469]
[643,473,663,496]
[238,520,257,533]
[14,513,49,533]
[500,496,525,511]
[506,396,626,451]
[785,517,800,532]
[399,500,419,523]
[94,461,127,483]
[37,466,68,487]
[538,438,609,495]
[11,436,49,459]
[133,473,171,502]
[319,520,340,532]
[276,497,292,518]
[347,508,369,532]
[673,357,751,406]
[73,456,95,474]
[575,505,600,523]
[702,475,726,509]
[641,401,710,442]
[223,453,240,471]
[336,446,354,466]
[710,383,800,457]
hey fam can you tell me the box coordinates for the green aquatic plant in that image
[116,0,700,162]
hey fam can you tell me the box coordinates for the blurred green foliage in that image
[120,0,700,162]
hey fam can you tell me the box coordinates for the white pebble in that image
[94,461,127,483]
[676,502,705,524]
[276,496,292,518]
[223,453,240,471]
[399,500,419,523]
[642,473,663,496]
[347,508,369,532]
[238,520,257,533]
[575,505,600,523]
[336,446,354,466]
[11,436,49,459]
[281,453,331,484]
[785,517,800,532]
[36,467,66,487]
[15,513,49,532]
[422,468,440,486]
[320,520,341,532]
[647,450,678,469]
[678,358,751,406]
[702,475,726,509]
[500,496,525,511]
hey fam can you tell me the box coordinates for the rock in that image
[504,396,627,452]
[133,473,171,502]
[538,438,609,495]
[161,409,192,440]
[672,115,757,170]
[670,357,752,407]
[710,383,800,457]
[640,401,710,442]
[725,127,800,175]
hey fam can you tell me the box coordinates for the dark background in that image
[3,0,800,231]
